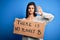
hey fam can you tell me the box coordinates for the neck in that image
[27,15,34,20]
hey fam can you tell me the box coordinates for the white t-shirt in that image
[23,12,54,24]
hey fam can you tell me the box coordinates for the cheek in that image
[32,9,34,12]
[28,9,30,12]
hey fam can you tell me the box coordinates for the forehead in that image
[29,5,34,8]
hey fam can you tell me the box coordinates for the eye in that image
[32,7,34,9]
[32,8,33,9]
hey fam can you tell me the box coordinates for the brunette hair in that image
[25,2,37,18]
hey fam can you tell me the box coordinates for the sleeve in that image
[35,12,54,23]
[42,12,54,23]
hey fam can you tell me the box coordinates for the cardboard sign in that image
[13,18,46,38]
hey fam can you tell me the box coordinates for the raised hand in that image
[35,6,43,16]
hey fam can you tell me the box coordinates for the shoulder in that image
[15,18,26,20]
[22,18,26,20]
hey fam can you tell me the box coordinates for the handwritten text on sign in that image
[13,19,46,38]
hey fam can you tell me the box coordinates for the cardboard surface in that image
[13,19,46,38]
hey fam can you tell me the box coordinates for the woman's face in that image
[28,5,35,15]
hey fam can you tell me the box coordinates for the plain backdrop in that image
[0,0,60,40]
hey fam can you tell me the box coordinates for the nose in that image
[30,8,33,11]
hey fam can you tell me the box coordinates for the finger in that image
[37,6,42,9]
[35,12,41,14]
[35,12,38,13]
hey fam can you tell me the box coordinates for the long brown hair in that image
[25,2,37,18]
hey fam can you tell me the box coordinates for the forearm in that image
[36,12,54,23]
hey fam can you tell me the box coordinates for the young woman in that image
[21,2,54,40]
